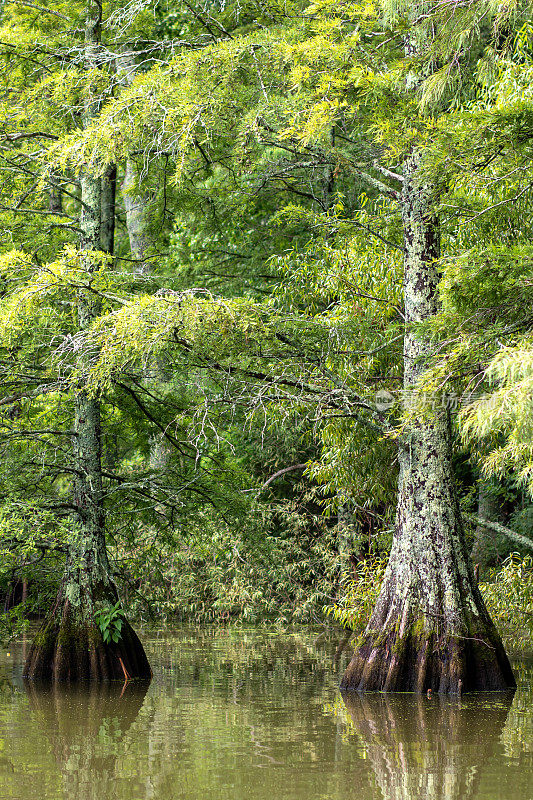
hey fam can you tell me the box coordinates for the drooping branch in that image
[464,513,533,553]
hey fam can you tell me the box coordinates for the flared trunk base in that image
[341,615,516,694]
[24,603,151,683]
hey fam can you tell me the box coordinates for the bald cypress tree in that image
[24,0,151,682]
[76,0,526,691]
[340,3,516,693]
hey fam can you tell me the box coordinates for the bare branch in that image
[465,514,533,553]
[372,160,404,184]
[358,170,401,201]
[262,463,307,488]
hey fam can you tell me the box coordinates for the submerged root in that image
[340,617,516,694]
[24,605,152,683]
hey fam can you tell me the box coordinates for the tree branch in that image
[372,160,403,184]
[262,463,307,488]
[10,0,69,20]
[465,514,533,553]
[358,170,401,201]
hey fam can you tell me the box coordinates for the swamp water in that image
[0,628,532,800]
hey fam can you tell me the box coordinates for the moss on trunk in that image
[24,596,151,683]
[342,137,515,694]
[23,1,151,685]
[25,525,151,682]
[341,609,514,693]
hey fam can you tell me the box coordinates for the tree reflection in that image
[341,690,514,800]
[23,680,149,800]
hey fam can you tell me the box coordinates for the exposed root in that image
[118,656,131,682]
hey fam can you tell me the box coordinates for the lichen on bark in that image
[341,149,515,694]
[24,0,150,684]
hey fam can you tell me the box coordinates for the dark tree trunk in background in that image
[100,163,116,255]
[121,159,153,268]
[471,481,503,572]
[24,0,151,683]
[117,50,154,272]
[48,179,62,214]
[116,50,171,487]
[341,152,515,693]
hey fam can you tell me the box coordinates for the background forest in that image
[1,0,533,649]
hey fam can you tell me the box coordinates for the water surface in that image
[0,628,531,800]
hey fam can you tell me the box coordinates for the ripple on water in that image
[0,628,531,800]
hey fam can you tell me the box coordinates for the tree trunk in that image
[100,163,116,255]
[121,159,153,268]
[48,179,62,214]
[471,481,503,571]
[121,152,171,490]
[24,0,151,683]
[341,153,515,693]
[116,51,172,499]
[117,50,153,271]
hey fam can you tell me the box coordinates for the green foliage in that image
[94,602,124,644]
[3,0,533,642]
[0,605,30,646]
[325,554,533,652]
[114,502,352,625]
[0,503,67,633]
[480,554,533,651]
[323,556,388,632]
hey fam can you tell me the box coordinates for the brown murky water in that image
[0,628,532,800]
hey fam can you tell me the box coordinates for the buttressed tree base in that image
[24,612,152,683]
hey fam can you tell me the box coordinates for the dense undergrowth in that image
[480,555,533,652]
[2,531,533,654]
[327,554,533,653]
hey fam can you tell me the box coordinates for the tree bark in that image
[24,0,151,683]
[341,151,515,693]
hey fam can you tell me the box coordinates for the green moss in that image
[57,620,75,648]
[34,622,57,649]
[366,623,399,650]
[350,631,365,651]
[411,617,426,638]
[87,623,102,646]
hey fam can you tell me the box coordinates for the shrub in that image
[480,554,533,651]
[323,556,388,632]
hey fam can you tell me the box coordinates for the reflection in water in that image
[0,629,532,800]
[341,691,514,800]
[22,681,149,800]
